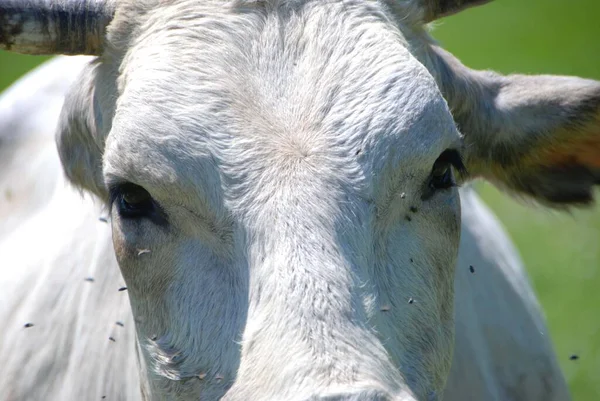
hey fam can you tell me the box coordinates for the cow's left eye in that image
[430,160,455,190]
[429,149,467,191]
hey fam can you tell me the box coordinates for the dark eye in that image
[428,149,467,191]
[430,160,455,190]
[112,183,155,219]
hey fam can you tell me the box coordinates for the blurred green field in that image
[0,0,598,399]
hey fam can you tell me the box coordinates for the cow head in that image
[2,0,599,400]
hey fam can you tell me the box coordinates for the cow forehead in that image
[104,1,459,201]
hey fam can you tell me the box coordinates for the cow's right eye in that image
[111,183,155,219]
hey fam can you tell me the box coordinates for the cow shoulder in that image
[445,187,571,401]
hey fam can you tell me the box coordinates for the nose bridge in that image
[247,208,361,336]
[303,392,389,401]
[302,389,409,400]
[225,201,408,400]
[247,192,369,327]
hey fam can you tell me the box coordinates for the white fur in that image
[0,67,568,399]
[96,2,461,399]
[1,0,590,399]
[0,55,568,401]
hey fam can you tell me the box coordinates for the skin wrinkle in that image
[0,0,583,400]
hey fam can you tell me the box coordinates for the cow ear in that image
[56,60,112,200]
[431,46,600,208]
[418,0,493,23]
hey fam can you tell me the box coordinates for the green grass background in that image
[0,0,598,399]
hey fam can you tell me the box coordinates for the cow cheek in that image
[110,222,174,294]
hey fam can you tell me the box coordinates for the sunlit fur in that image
[3,0,600,399]
[119,3,456,400]
[56,0,598,399]
[0,59,569,400]
[58,2,465,399]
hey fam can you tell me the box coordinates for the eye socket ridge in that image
[429,149,468,191]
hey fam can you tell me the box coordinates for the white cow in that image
[1,0,597,400]
[0,59,571,401]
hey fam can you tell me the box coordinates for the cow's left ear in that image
[431,46,600,207]
[418,0,493,23]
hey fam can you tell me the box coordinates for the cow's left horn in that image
[0,0,115,55]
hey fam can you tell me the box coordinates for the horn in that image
[422,0,493,23]
[0,0,115,55]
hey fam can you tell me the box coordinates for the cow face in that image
[81,3,462,400]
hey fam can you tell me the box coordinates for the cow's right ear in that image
[56,60,112,200]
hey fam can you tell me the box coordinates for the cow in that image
[0,58,571,401]
[1,0,598,400]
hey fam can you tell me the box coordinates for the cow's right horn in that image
[0,0,115,55]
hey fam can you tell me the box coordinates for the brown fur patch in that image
[524,119,600,171]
